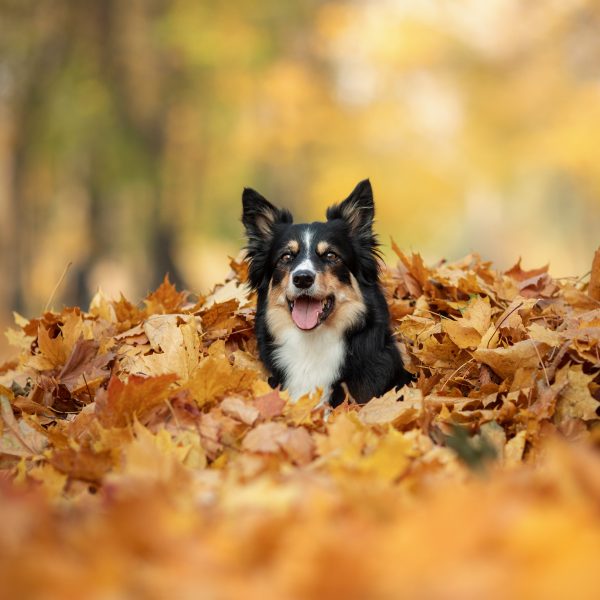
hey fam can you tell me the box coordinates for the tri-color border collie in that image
[242,179,412,407]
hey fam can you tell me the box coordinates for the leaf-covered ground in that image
[1,248,600,599]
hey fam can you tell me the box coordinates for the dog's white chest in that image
[272,326,345,401]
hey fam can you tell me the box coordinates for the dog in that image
[241,179,412,406]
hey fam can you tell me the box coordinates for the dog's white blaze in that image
[292,258,315,275]
[271,324,345,402]
[288,227,317,295]
[303,228,313,255]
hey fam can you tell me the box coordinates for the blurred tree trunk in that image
[5,9,71,315]
[3,0,187,316]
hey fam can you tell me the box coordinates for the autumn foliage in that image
[1,248,600,599]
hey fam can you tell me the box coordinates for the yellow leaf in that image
[315,412,367,464]
[129,315,201,380]
[361,428,411,483]
[283,391,323,426]
[114,421,190,484]
[36,324,67,369]
[28,463,67,497]
[184,355,255,407]
[504,431,527,467]
[359,387,422,427]
[473,340,548,379]
[527,322,562,347]
[443,296,492,349]
[4,327,33,352]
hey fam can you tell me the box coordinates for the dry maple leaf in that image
[127,315,201,380]
[228,254,250,285]
[198,298,250,341]
[0,393,47,458]
[58,338,114,391]
[183,354,256,407]
[473,340,549,380]
[359,387,423,427]
[144,275,188,315]
[443,296,492,349]
[554,365,600,423]
[95,374,178,428]
[112,293,146,330]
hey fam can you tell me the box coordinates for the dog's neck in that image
[268,321,346,402]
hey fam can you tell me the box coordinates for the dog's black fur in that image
[242,179,412,406]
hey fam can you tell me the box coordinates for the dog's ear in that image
[327,179,380,282]
[242,188,293,289]
[242,188,292,241]
[326,179,374,235]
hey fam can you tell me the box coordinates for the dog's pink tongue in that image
[291,297,322,330]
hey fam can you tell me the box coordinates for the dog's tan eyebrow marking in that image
[316,241,329,254]
[288,240,299,253]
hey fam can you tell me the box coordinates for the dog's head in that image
[242,179,379,333]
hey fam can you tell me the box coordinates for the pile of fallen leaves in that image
[1,246,600,600]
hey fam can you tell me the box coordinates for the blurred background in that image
[1,0,600,359]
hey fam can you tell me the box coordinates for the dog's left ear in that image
[242,187,293,290]
[326,179,374,235]
[242,188,293,242]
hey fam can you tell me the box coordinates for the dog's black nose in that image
[293,271,315,289]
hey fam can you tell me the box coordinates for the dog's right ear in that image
[242,188,292,241]
[242,188,293,289]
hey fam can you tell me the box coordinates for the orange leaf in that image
[95,374,178,428]
[144,275,188,315]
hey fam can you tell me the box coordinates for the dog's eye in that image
[325,251,339,262]
[280,252,294,264]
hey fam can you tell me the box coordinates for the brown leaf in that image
[0,394,48,457]
[554,365,600,423]
[95,374,178,428]
[589,247,600,301]
[505,259,549,282]
[58,338,114,391]
[49,446,113,482]
[199,298,249,339]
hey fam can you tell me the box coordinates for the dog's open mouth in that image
[287,295,334,330]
